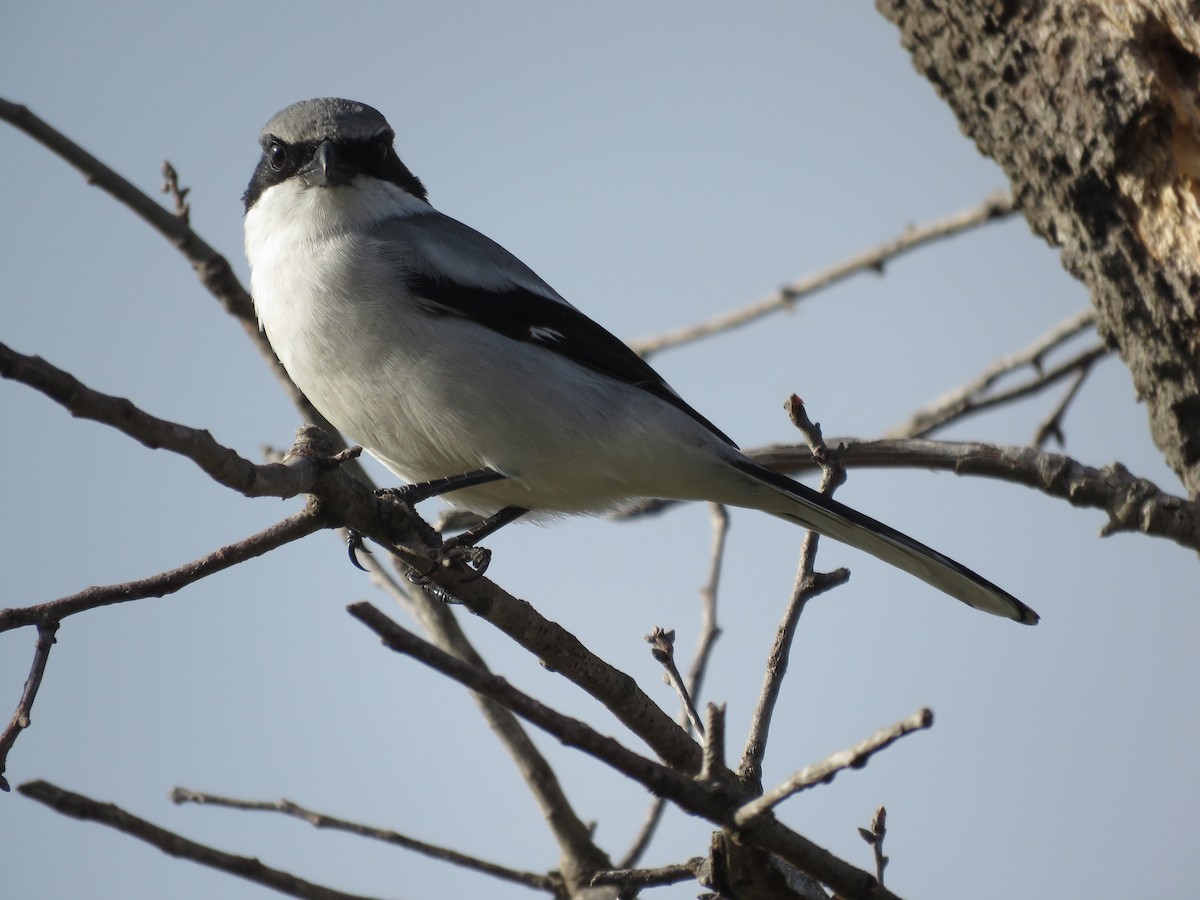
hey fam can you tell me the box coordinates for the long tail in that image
[725,457,1038,624]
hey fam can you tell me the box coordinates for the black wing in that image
[407,271,736,448]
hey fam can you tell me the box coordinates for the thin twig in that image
[735,711,932,826]
[18,781,384,900]
[617,799,669,873]
[646,628,705,737]
[0,508,326,633]
[0,622,59,791]
[0,97,360,476]
[686,503,727,719]
[914,343,1108,436]
[630,190,1016,358]
[1033,359,1096,448]
[886,308,1100,439]
[740,398,851,789]
[160,160,190,225]
[857,805,889,886]
[0,101,250,329]
[171,789,559,894]
[351,541,611,893]
[372,562,704,776]
[348,601,678,792]
[619,504,728,870]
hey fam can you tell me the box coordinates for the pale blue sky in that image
[2,4,1195,899]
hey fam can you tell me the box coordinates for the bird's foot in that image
[438,536,493,579]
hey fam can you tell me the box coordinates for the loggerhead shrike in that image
[242,98,1038,625]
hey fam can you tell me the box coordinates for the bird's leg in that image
[440,505,529,578]
[347,468,507,570]
[377,468,507,505]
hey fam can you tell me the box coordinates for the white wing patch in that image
[529,325,564,342]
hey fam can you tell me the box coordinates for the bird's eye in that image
[268,141,288,171]
[371,138,389,163]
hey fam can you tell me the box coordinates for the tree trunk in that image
[877,0,1200,499]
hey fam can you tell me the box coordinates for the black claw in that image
[465,545,492,577]
[346,530,372,571]
[440,539,492,580]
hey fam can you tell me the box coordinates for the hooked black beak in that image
[302,140,355,187]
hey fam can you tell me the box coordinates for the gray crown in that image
[260,98,390,145]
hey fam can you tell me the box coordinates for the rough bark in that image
[878,0,1200,498]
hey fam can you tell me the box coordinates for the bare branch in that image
[3,341,706,782]
[646,628,705,737]
[17,781,385,900]
[736,711,933,827]
[0,343,357,501]
[619,504,729,870]
[857,806,889,886]
[686,503,728,707]
[351,548,611,893]
[389,560,703,776]
[1032,361,1096,448]
[630,190,1016,359]
[347,602,905,900]
[0,99,257,331]
[699,703,729,785]
[0,622,58,791]
[0,97,357,468]
[590,859,704,890]
[171,789,560,894]
[885,308,1101,439]
[616,799,669,873]
[740,398,852,789]
[0,507,325,634]
[0,99,250,321]
[750,438,1200,552]
[348,601,678,789]
[160,160,190,225]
